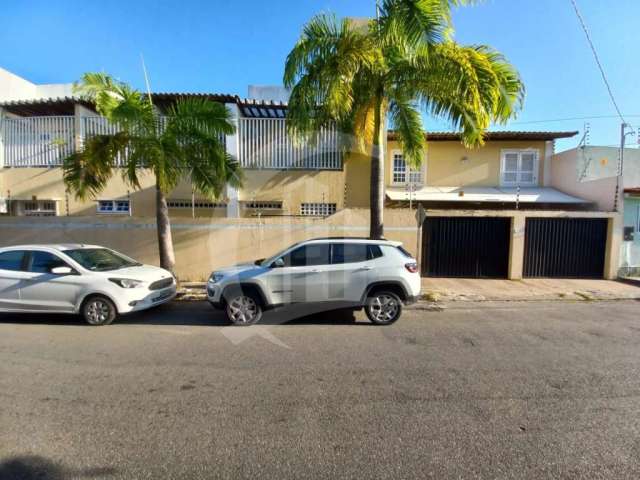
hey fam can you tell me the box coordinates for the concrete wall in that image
[0,67,73,102]
[0,208,619,281]
[551,147,640,211]
[0,209,419,281]
[386,140,550,187]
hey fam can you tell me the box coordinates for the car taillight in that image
[405,262,418,273]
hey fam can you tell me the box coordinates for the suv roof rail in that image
[306,236,389,241]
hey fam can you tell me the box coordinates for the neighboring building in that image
[551,146,640,276]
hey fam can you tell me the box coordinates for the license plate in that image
[152,290,173,303]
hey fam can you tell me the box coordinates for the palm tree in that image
[284,0,525,238]
[63,73,242,274]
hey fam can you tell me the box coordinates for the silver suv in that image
[207,237,421,326]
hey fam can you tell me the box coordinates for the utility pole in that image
[614,123,635,212]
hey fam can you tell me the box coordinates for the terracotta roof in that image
[387,130,579,141]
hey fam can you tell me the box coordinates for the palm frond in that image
[388,95,425,167]
[284,14,378,139]
[63,132,130,200]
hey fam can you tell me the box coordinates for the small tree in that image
[284,0,525,238]
[64,73,241,274]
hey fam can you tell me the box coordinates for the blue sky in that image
[2,0,639,151]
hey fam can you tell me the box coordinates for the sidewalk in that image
[421,278,640,302]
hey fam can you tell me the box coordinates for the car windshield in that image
[65,248,141,272]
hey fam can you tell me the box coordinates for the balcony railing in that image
[238,117,342,170]
[1,116,75,167]
[2,115,342,170]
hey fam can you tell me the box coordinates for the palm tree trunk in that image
[155,184,176,274]
[369,94,385,239]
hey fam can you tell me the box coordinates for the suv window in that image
[280,244,330,267]
[331,243,383,264]
[0,251,26,271]
[396,246,413,258]
[27,251,69,273]
[331,243,367,264]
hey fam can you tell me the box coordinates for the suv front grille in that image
[149,277,174,291]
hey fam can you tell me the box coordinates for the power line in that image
[509,114,640,126]
[569,0,627,124]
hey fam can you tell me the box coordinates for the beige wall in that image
[551,147,640,211]
[0,166,358,217]
[238,169,347,213]
[385,140,549,187]
[0,209,419,281]
[0,208,619,281]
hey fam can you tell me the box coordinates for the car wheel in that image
[225,293,262,326]
[365,291,402,325]
[82,295,117,326]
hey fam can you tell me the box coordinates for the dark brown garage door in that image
[422,217,511,278]
[523,218,607,278]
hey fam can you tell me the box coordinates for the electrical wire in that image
[509,114,640,126]
[569,0,627,124]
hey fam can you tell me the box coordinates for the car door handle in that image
[310,269,323,274]
[357,266,373,271]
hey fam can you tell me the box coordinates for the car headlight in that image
[208,272,224,284]
[109,278,144,289]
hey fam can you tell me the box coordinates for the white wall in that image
[551,146,640,211]
[0,67,73,102]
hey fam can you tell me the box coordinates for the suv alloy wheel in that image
[365,291,403,325]
[225,293,263,326]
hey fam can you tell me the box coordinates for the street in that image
[2,300,640,479]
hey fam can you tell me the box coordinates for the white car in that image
[0,244,176,325]
[207,237,421,326]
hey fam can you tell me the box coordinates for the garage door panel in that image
[422,217,510,278]
[523,218,607,278]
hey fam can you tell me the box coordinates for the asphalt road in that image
[2,300,640,479]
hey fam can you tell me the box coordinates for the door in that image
[0,250,27,310]
[523,218,607,278]
[326,243,378,303]
[422,217,511,278]
[18,250,83,311]
[263,243,331,304]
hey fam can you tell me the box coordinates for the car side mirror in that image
[51,266,73,275]
[271,258,285,268]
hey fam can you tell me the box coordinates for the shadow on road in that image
[0,301,370,327]
[0,455,116,480]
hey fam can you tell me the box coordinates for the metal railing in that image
[1,116,75,167]
[2,115,342,170]
[238,117,342,170]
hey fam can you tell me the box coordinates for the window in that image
[331,243,368,264]
[167,200,226,209]
[21,200,57,217]
[636,204,640,233]
[300,203,336,216]
[501,150,539,186]
[97,200,130,214]
[391,151,423,186]
[331,243,383,264]
[243,201,283,210]
[0,251,25,271]
[27,251,68,274]
[279,244,330,267]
